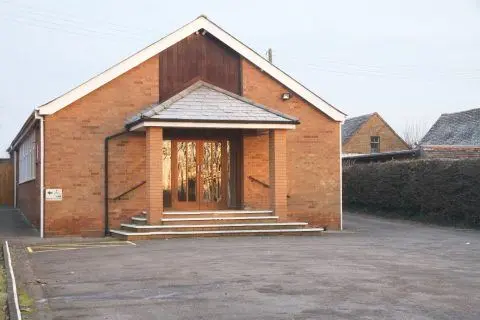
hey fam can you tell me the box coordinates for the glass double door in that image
[172,139,228,210]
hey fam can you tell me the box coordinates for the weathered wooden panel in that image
[159,32,241,100]
[0,159,14,206]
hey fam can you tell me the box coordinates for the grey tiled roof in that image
[421,108,480,146]
[126,81,298,125]
[341,113,373,144]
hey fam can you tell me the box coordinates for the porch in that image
[108,81,324,238]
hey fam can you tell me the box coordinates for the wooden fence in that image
[0,159,14,206]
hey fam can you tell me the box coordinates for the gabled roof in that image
[341,113,373,144]
[36,15,345,121]
[126,81,298,128]
[421,108,480,146]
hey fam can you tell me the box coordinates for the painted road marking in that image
[27,240,136,253]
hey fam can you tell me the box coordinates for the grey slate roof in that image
[341,113,373,144]
[420,108,480,146]
[126,81,298,126]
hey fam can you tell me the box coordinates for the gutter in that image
[34,111,45,238]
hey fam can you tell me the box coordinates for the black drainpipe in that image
[104,130,130,236]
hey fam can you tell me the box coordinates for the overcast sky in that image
[1,0,480,156]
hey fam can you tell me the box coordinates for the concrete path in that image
[18,212,480,319]
[0,206,38,240]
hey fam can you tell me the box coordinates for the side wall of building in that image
[343,114,409,154]
[241,59,341,229]
[16,125,41,228]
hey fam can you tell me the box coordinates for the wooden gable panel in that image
[159,33,241,101]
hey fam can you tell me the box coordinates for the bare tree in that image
[403,120,428,148]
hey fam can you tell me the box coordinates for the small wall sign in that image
[45,189,62,201]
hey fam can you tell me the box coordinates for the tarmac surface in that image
[2,207,480,319]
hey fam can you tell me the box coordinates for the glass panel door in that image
[202,141,222,203]
[174,141,198,208]
[199,140,228,209]
[172,139,230,210]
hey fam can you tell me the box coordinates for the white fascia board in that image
[130,121,296,131]
[202,19,346,122]
[37,16,346,122]
[37,19,204,115]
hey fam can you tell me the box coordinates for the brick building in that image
[342,112,409,155]
[420,108,480,159]
[7,16,346,238]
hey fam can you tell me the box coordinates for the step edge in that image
[163,210,273,215]
[110,228,324,236]
[121,222,308,229]
[161,216,278,221]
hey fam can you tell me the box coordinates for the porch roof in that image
[126,81,299,130]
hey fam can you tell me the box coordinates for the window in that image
[19,131,36,183]
[370,136,380,153]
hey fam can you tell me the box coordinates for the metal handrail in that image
[248,176,269,188]
[110,181,146,200]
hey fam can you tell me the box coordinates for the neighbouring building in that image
[7,16,346,238]
[342,112,409,155]
[420,108,480,159]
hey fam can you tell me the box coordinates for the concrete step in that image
[120,222,308,232]
[161,216,278,225]
[162,210,273,219]
[110,228,324,241]
[131,216,147,225]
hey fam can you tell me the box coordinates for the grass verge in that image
[0,248,6,320]
[18,287,34,315]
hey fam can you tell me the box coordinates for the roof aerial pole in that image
[267,48,273,63]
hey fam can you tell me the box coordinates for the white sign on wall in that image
[45,189,63,201]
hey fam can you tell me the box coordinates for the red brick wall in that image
[107,133,146,229]
[40,50,342,234]
[343,114,409,154]
[145,127,164,224]
[241,59,341,229]
[16,125,41,228]
[44,56,159,236]
[421,146,480,159]
[242,132,269,209]
[269,129,288,221]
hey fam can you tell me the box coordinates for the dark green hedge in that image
[343,159,480,228]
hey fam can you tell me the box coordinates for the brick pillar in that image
[269,129,288,221]
[146,127,163,224]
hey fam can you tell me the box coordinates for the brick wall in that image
[16,125,41,228]
[343,113,409,154]
[241,59,341,229]
[242,132,269,209]
[421,146,480,159]
[145,127,164,224]
[44,56,159,236]
[107,133,146,229]
[39,52,343,234]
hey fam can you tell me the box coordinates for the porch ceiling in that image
[126,80,299,131]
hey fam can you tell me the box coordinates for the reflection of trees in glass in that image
[163,141,172,207]
[177,142,196,202]
[202,142,222,202]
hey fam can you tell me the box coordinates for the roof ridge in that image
[440,107,480,116]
